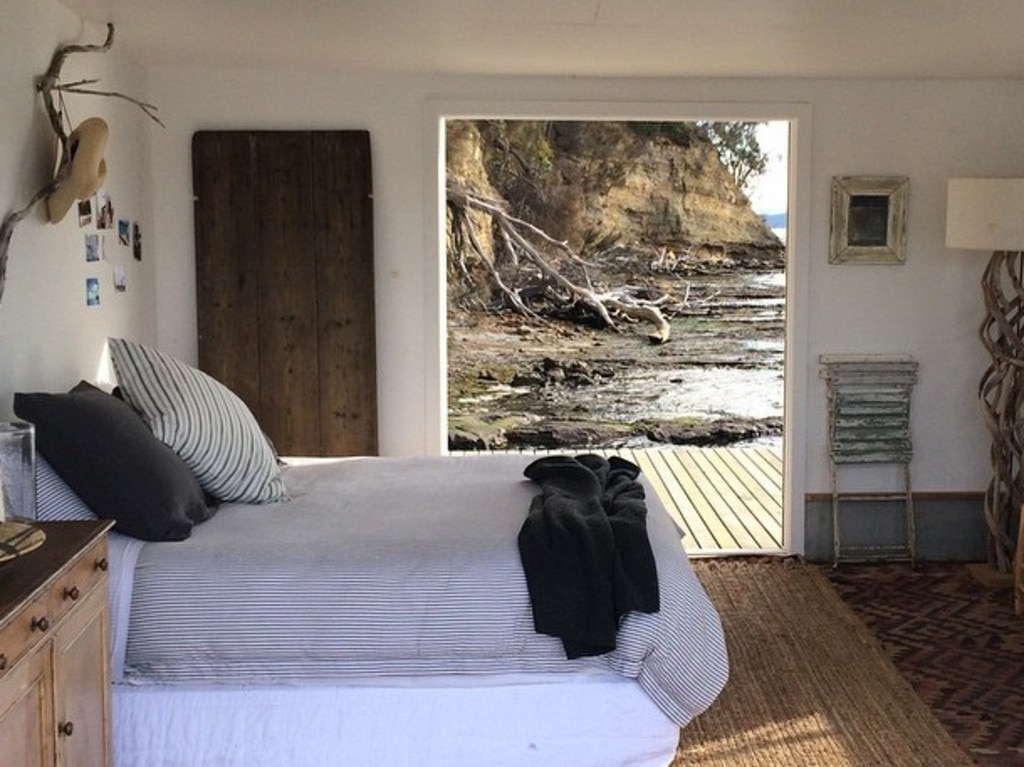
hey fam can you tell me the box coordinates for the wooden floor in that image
[471,445,785,555]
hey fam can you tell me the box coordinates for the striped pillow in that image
[108,338,288,504]
[35,456,98,522]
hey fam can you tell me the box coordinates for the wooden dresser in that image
[0,520,114,767]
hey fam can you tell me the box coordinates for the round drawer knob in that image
[64,585,81,601]
[31,616,50,632]
[58,721,74,737]
[95,558,109,572]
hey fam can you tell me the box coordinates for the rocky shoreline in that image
[448,265,785,451]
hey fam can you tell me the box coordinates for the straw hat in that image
[46,117,109,224]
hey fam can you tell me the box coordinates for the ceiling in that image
[57,0,1024,80]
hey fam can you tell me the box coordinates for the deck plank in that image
[712,448,784,529]
[748,446,784,487]
[705,447,783,547]
[679,449,770,549]
[729,447,784,502]
[667,449,747,549]
[635,448,719,550]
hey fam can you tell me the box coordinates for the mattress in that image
[112,673,681,767]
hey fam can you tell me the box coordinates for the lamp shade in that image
[946,178,1024,251]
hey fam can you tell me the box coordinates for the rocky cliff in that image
[445,120,782,269]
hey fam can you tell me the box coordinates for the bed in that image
[17,338,729,767]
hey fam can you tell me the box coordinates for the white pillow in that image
[108,337,288,504]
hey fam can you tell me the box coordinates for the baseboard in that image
[803,493,989,563]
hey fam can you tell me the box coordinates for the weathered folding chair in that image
[820,355,918,566]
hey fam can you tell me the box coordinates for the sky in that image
[747,121,789,216]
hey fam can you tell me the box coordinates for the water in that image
[599,366,783,422]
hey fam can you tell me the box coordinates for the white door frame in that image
[423,99,812,557]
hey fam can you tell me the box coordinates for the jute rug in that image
[673,558,975,766]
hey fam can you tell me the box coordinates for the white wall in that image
[0,0,157,412]
[146,67,1024,497]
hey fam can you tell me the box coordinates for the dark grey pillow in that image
[13,381,216,541]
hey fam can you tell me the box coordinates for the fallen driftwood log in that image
[447,185,673,344]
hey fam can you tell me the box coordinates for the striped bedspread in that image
[122,454,728,727]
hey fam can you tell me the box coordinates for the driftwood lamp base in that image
[978,250,1024,574]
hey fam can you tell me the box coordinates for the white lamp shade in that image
[946,178,1024,251]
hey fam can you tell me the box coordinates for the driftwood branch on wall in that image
[0,22,163,306]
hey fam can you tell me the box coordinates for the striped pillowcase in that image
[35,456,99,522]
[108,338,288,504]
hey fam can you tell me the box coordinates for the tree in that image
[696,121,768,193]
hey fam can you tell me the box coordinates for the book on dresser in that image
[0,519,114,767]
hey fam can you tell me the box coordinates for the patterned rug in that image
[826,562,1024,766]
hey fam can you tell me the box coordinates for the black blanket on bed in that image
[518,454,660,659]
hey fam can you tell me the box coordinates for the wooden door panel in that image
[193,132,261,415]
[254,133,321,455]
[312,131,377,455]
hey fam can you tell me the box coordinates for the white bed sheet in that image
[112,673,680,767]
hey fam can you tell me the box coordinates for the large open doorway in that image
[431,104,806,558]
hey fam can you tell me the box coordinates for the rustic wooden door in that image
[192,130,377,456]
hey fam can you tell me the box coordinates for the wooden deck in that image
[466,445,784,555]
[617,446,783,554]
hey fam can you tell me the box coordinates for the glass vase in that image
[0,421,36,523]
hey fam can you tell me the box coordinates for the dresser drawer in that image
[0,589,51,681]
[47,536,108,625]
